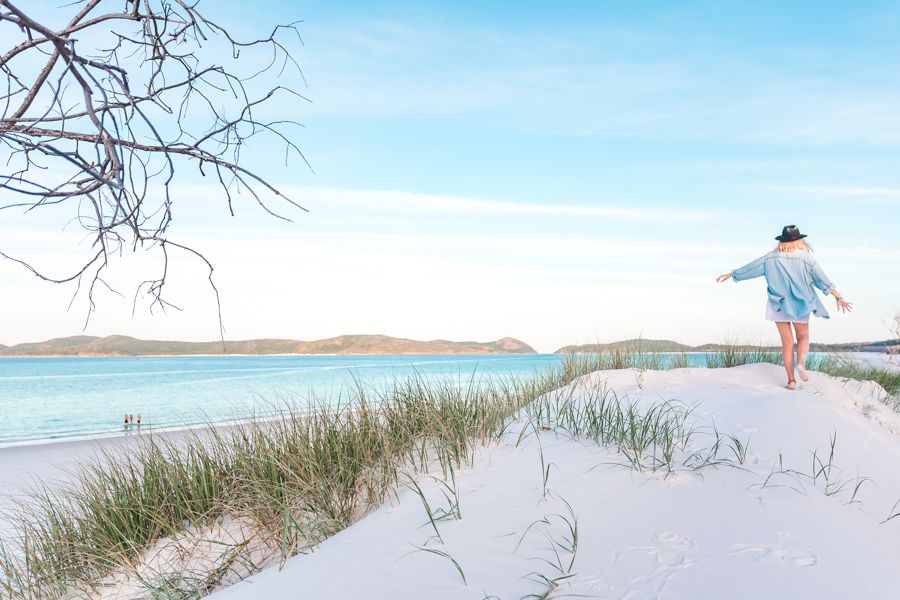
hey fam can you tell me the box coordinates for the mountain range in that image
[0,335,536,357]
[0,335,895,357]
[555,338,898,354]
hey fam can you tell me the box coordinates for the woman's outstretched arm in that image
[717,255,766,283]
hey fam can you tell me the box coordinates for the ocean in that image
[0,354,572,446]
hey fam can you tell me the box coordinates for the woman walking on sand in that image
[717,225,853,390]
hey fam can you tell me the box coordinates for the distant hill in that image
[555,339,695,354]
[809,340,899,353]
[0,335,537,357]
[2,335,894,358]
[556,339,898,354]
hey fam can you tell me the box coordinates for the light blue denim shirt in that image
[731,250,835,319]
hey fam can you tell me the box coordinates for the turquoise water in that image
[0,354,573,446]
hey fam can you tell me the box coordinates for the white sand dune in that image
[204,363,900,600]
[2,363,898,599]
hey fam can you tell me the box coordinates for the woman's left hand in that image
[716,273,732,282]
[836,297,853,313]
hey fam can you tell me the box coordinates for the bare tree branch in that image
[0,0,308,335]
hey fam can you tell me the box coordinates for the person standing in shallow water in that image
[717,225,853,390]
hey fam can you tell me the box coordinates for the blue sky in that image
[1,0,899,351]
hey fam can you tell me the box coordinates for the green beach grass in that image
[811,354,900,410]
[0,348,896,599]
[0,356,606,598]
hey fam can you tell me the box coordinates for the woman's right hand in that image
[716,273,732,282]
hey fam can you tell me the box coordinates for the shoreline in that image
[0,413,309,511]
[0,351,543,359]
[1,352,895,449]
[0,409,314,452]
[0,349,896,359]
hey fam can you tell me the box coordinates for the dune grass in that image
[0,347,896,599]
[704,346,782,368]
[571,342,898,403]
[809,354,900,410]
[0,356,617,599]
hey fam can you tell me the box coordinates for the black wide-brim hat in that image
[776,225,807,242]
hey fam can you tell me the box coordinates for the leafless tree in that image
[0,0,307,331]
[890,311,900,356]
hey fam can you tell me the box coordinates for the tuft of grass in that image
[883,498,900,524]
[410,546,468,585]
[704,343,781,369]
[530,377,699,473]
[517,493,581,600]
[726,433,751,465]
[753,433,873,506]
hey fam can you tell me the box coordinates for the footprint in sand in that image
[576,575,614,594]
[606,531,817,598]
[773,532,818,567]
[612,531,696,567]
[608,531,698,597]
[649,532,696,566]
[730,533,817,568]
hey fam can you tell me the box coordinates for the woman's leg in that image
[794,322,810,381]
[775,321,796,388]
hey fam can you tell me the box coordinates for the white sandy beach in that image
[2,362,899,599]
[206,363,900,599]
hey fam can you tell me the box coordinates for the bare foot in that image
[786,379,797,390]
[797,365,809,382]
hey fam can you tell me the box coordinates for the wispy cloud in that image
[287,186,731,222]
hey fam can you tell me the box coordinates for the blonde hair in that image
[775,239,812,253]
